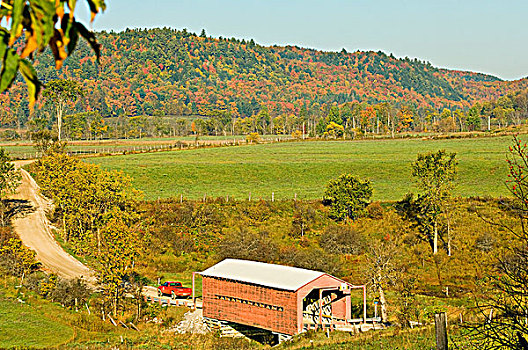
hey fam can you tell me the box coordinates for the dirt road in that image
[10,161,95,282]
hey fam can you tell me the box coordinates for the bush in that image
[50,277,91,308]
[1,130,20,141]
[23,271,48,292]
[280,246,342,277]
[23,274,91,309]
[218,227,278,263]
[367,202,384,219]
[474,232,495,252]
[246,132,260,144]
[319,224,365,255]
[0,237,39,277]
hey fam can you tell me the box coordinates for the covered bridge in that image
[200,259,366,338]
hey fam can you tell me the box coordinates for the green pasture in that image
[88,136,515,201]
[0,299,74,348]
[0,135,288,159]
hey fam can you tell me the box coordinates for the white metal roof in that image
[200,259,326,291]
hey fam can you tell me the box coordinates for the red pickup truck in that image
[157,281,192,299]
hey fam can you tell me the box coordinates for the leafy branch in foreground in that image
[467,136,528,349]
[0,0,105,106]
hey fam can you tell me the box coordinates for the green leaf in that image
[0,28,8,59]
[68,0,77,12]
[9,0,25,43]
[0,49,20,92]
[19,59,42,107]
[28,0,56,49]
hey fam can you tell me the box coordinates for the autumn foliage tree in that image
[43,79,83,141]
[33,153,141,251]
[33,153,145,317]
[96,211,144,317]
[0,237,39,280]
[0,148,20,225]
[411,150,457,254]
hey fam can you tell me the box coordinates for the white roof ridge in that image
[200,258,327,291]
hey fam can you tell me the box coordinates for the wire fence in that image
[14,136,295,160]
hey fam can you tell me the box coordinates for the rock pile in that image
[168,309,208,334]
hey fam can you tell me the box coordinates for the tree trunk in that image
[114,287,118,317]
[378,284,388,323]
[446,210,452,257]
[0,200,6,227]
[57,103,64,141]
[433,218,438,254]
[97,228,101,255]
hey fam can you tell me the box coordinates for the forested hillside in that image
[2,27,528,135]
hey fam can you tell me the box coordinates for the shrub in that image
[218,227,278,263]
[474,232,496,252]
[1,130,20,141]
[50,277,91,308]
[367,202,384,219]
[319,224,365,255]
[0,238,39,277]
[246,132,260,144]
[280,246,342,277]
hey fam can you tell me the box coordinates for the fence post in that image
[192,272,196,310]
[435,312,448,350]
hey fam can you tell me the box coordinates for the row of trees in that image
[32,153,145,316]
[5,91,524,144]
[324,149,457,257]
[15,82,528,142]
[2,26,528,139]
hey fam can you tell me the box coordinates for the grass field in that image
[0,298,74,348]
[87,136,516,201]
[0,135,290,159]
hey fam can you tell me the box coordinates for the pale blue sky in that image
[78,0,528,81]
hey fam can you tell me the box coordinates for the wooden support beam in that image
[319,289,323,329]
